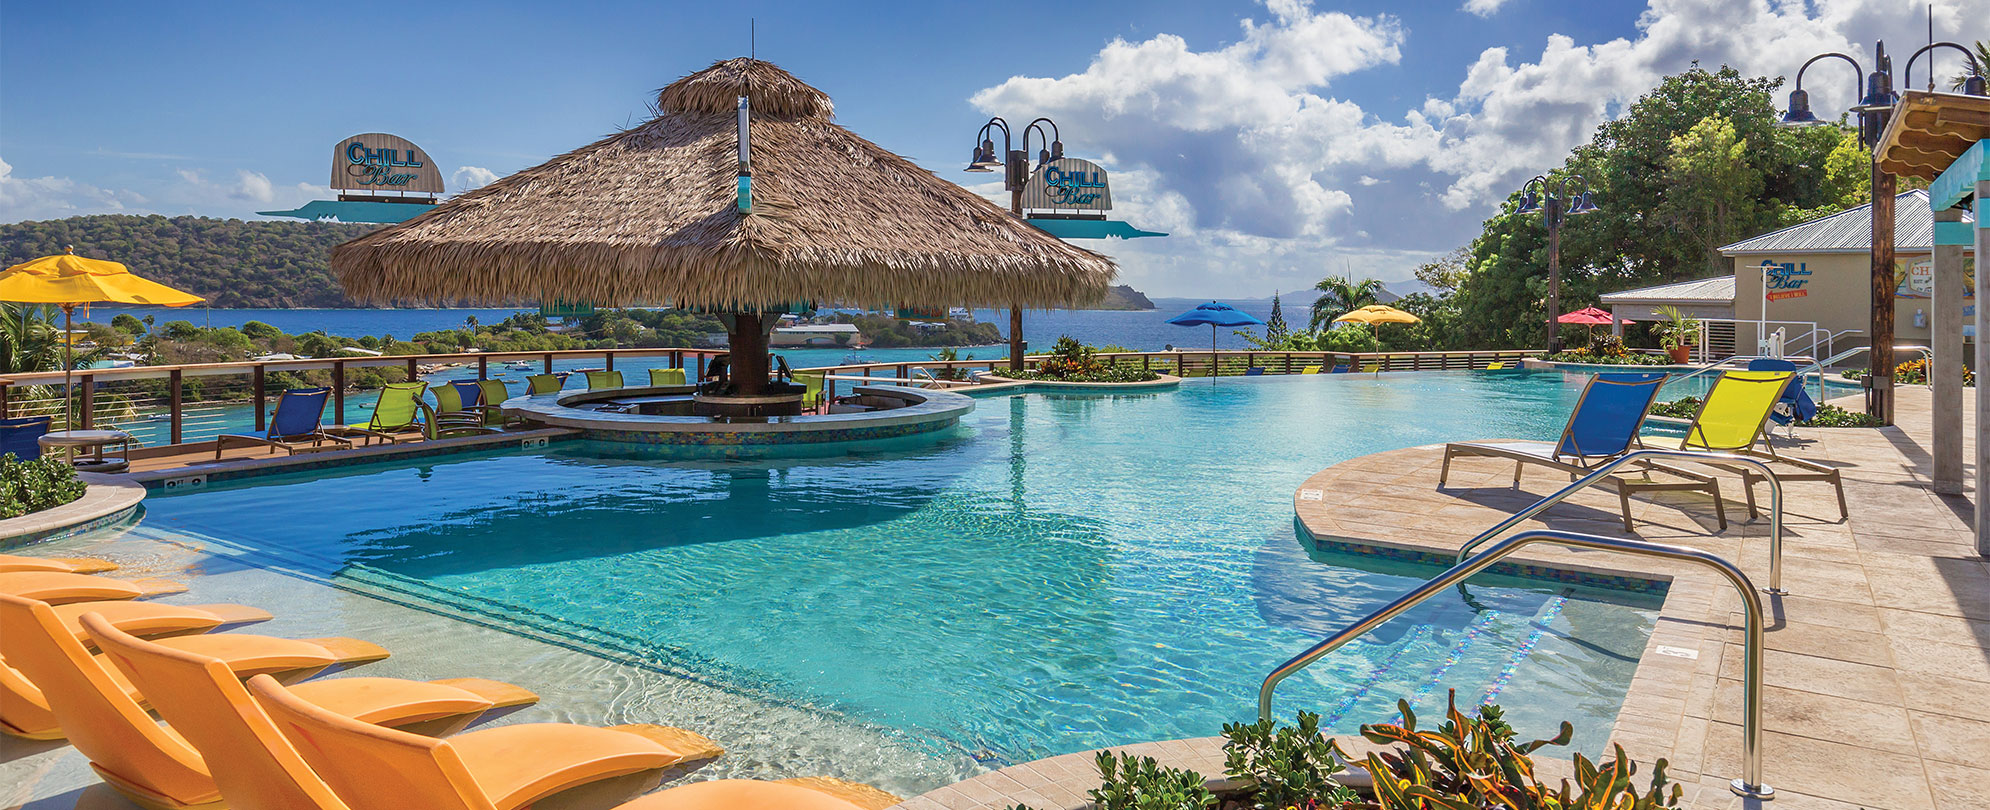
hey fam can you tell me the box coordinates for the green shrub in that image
[1221,711,1358,810]
[1800,404,1883,427]
[1088,751,1216,810]
[1651,396,1701,418]
[0,453,88,519]
[1008,336,1160,383]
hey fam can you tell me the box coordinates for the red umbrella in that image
[1557,306,1632,346]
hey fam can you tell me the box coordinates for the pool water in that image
[138,370,1663,770]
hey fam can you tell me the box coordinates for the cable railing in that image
[808,349,1536,382]
[1258,528,1776,800]
[1450,448,1787,594]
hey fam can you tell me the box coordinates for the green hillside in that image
[0,215,381,308]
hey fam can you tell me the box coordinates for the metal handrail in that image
[1453,448,1787,593]
[1259,528,1775,800]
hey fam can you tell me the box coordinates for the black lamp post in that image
[1781,39,1985,423]
[1513,174,1598,353]
[966,116,1062,372]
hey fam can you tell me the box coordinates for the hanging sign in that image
[1022,158,1112,212]
[331,133,445,194]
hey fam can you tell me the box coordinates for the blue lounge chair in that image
[1746,359,1818,431]
[1439,372,1725,532]
[0,417,52,461]
[1243,367,1266,376]
[213,388,350,459]
[1328,363,1352,374]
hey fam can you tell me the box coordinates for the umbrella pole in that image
[62,304,74,431]
[1211,324,1218,379]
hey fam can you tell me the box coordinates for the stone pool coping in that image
[125,426,579,488]
[970,374,1182,394]
[0,473,145,549]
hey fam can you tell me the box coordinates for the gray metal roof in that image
[1719,190,1973,255]
[1599,274,1736,304]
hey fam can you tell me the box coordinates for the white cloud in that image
[1462,0,1510,17]
[967,0,1990,297]
[451,166,499,193]
[0,155,148,222]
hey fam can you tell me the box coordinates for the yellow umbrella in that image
[1333,305,1420,367]
[1,247,203,430]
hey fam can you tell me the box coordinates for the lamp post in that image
[966,116,1062,372]
[1780,43,1910,421]
[1513,175,1599,354]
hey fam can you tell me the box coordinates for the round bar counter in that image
[502,383,974,451]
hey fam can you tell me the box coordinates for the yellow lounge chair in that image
[0,571,188,604]
[0,553,119,574]
[527,373,566,394]
[249,671,724,810]
[586,369,625,390]
[1361,362,1380,373]
[84,613,543,810]
[649,368,688,386]
[0,593,389,742]
[50,600,273,647]
[1678,370,1848,520]
[329,381,430,445]
[1298,365,1321,374]
[793,371,827,413]
[1485,361,1508,370]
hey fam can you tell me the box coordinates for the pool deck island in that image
[503,383,975,449]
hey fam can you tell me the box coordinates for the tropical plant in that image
[1892,357,1974,387]
[1,303,69,374]
[0,453,88,519]
[1358,693,1682,809]
[1949,41,1988,92]
[1221,711,1359,810]
[1309,274,1386,331]
[1653,306,1701,350]
[1008,336,1160,383]
[1264,293,1291,346]
[929,347,974,381]
[1088,751,1216,810]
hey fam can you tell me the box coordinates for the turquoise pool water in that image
[139,370,1664,770]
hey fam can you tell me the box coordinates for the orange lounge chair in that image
[0,597,532,810]
[0,571,188,604]
[84,613,542,810]
[250,671,725,810]
[49,600,275,647]
[0,594,388,742]
[617,779,897,810]
[0,553,119,574]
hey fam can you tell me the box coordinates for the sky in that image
[2,0,1984,298]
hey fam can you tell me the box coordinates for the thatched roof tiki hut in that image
[333,58,1116,401]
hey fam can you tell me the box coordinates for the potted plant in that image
[1655,306,1700,364]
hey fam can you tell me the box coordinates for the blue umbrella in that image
[1167,302,1265,373]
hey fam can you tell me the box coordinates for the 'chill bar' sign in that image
[332,133,445,194]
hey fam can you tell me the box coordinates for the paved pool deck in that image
[891,385,1987,810]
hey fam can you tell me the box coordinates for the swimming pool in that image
[133,370,1664,780]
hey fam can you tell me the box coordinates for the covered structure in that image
[1873,89,1990,553]
[332,58,1114,400]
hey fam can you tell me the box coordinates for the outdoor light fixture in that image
[1901,41,1988,96]
[1511,173,1598,354]
[965,115,1068,371]
[1780,52,1863,132]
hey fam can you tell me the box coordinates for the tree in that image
[1414,247,1470,295]
[1264,293,1290,345]
[1659,115,1766,276]
[240,320,283,341]
[1950,41,1988,92]
[110,313,146,335]
[1309,275,1385,331]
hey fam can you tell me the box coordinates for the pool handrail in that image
[1451,448,1786,594]
[1258,528,1775,800]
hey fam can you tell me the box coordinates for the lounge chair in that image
[214,387,350,459]
[1244,367,1266,376]
[650,368,688,386]
[586,369,624,390]
[1485,361,1508,370]
[793,371,827,413]
[528,373,567,394]
[0,592,391,744]
[431,380,503,436]
[328,381,429,445]
[249,671,724,810]
[1746,358,1820,436]
[0,571,187,604]
[475,378,522,426]
[0,415,51,460]
[1439,372,1728,533]
[1676,369,1847,521]
[1299,365,1321,374]
[1361,362,1380,373]
[1328,363,1352,374]
[0,553,118,574]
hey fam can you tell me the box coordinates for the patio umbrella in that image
[331,58,1115,395]
[1333,304,1420,348]
[1557,306,1631,345]
[0,248,204,429]
[1167,302,1264,376]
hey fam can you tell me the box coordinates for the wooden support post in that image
[543,353,554,374]
[169,369,183,445]
[0,380,9,418]
[79,375,94,429]
[251,366,265,432]
[1870,166,1896,423]
[479,356,488,380]
[605,352,614,373]
[332,361,346,425]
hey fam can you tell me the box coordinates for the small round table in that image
[38,429,133,473]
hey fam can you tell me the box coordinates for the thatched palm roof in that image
[332,58,1116,310]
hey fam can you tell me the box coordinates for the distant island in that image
[3,214,1157,313]
[1090,284,1155,310]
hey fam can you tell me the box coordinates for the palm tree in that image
[1950,41,1989,92]
[0,303,69,374]
[1309,275,1386,331]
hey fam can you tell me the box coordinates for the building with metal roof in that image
[1719,190,1970,255]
